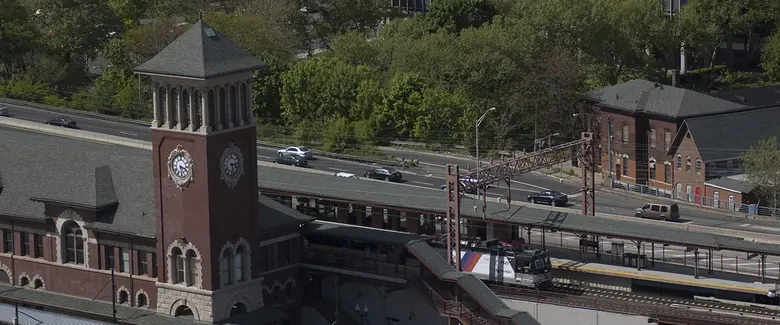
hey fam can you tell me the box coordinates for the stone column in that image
[225,84,234,128]
[406,213,421,234]
[188,88,196,131]
[151,83,160,128]
[336,203,350,224]
[200,88,211,133]
[163,84,171,129]
[181,255,189,285]
[176,86,184,130]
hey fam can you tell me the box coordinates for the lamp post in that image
[475,107,496,178]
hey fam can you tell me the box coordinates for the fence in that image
[611,180,780,217]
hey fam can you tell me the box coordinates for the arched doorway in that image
[175,305,194,319]
[230,303,247,317]
[695,187,701,204]
[0,271,9,283]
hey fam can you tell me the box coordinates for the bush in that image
[42,95,67,107]
[5,78,52,101]
[322,117,356,153]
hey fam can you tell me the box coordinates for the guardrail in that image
[0,97,150,126]
[258,141,419,169]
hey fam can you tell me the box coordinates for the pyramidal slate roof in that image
[585,79,750,119]
[134,20,266,79]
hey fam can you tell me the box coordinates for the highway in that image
[8,103,780,237]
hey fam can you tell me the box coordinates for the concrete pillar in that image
[388,209,401,231]
[336,203,350,224]
[406,213,421,234]
[371,207,384,228]
[355,206,367,226]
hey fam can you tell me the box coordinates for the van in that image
[634,203,680,221]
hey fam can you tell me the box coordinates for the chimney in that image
[667,69,680,87]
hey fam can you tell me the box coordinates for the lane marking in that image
[412,181,434,186]
[328,167,348,172]
[257,155,275,160]
[119,131,138,136]
[740,224,780,233]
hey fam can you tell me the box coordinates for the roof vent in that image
[204,27,217,38]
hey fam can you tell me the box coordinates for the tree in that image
[124,19,188,66]
[762,30,780,80]
[313,0,391,47]
[253,57,289,123]
[107,0,146,28]
[33,0,123,67]
[426,0,498,34]
[740,137,780,216]
[204,11,298,62]
[0,0,40,77]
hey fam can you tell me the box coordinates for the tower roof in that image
[134,20,266,79]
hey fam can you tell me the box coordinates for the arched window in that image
[234,245,245,282]
[713,192,720,208]
[186,249,198,287]
[169,87,179,127]
[220,249,232,286]
[686,185,692,202]
[33,279,43,289]
[675,183,682,200]
[621,155,628,177]
[64,223,84,264]
[219,87,228,129]
[118,290,129,304]
[695,159,702,174]
[19,277,29,287]
[181,88,190,129]
[728,195,736,211]
[170,247,184,284]
[685,156,692,171]
[676,155,682,169]
[229,85,239,126]
[137,292,148,308]
[648,158,656,180]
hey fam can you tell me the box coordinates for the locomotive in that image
[431,237,553,289]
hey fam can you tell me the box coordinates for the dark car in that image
[364,167,403,182]
[45,116,78,129]
[528,190,568,206]
[0,104,9,117]
[272,155,308,167]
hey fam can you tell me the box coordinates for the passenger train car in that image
[432,237,553,289]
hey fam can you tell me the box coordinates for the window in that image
[64,223,84,264]
[171,247,184,284]
[137,293,148,308]
[675,183,682,199]
[118,291,129,305]
[651,205,660,212]
[664,163,671,183]
[104,246,115,270]
[728,195,736,211]
[676,155,682,169]
[695,159,702,174]
[138,252,148,276]
[664,129,672,151]
[186,249,198,287]
[660,206,668,213]
[120,248,130,273]
[622,124,629,144]
[649,127,656,148]
[234,246,245,282]
[2,230,11,254]
[713,192,720,208]
[622,156,628,177]
[685,156,691,171]
[220,249,232,285]
[649,158,656,180]
[686,185,692,202]
[33,234,43,258]
[20,232,28,256]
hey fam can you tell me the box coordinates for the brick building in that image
[667,106,780,209]
[584,79,750,192]
[0,21,314,324]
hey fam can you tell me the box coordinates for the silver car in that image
[277,146,313,159]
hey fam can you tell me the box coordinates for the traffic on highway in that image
[5,103,780,237]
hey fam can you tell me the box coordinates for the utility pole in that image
[607,117,613,186]
[111,268,117,323]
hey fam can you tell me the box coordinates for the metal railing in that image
[407,277,491,325]
[611,180,780,217]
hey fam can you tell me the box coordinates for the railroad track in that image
[488,283,780,324]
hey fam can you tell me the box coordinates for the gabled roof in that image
[711,85,780,108]
[0,126,154,236]
[667,106,780,162]
[134,21,266,79]
[585,79,749,118]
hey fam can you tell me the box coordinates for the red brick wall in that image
[703,185,743,210]
[598,111,637,181]
[672,130,706,202]
[646,117,677,190]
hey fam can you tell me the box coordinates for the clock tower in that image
[135,20,266,322]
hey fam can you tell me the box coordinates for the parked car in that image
[439,181,479,194]
[45,116,79,129]
[634,203,679,221]
[333,172,359,179]
[0,104,9,117]
[277,146,313,159]
[272,155,308,167]
[527,190,568,206]
[364,167,403,182]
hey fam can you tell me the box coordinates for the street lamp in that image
[475,107,496,176]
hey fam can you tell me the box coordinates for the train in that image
[431,236,554,289]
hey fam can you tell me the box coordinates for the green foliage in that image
[42,94,67,107]
[4,78,52,101]
[0,0,40,77]
[763,31,780,81]
[426,0,498,34]
[322,117,356,152]
[740,137,780,211]
[313,0,392,45]
[204,11,298,61]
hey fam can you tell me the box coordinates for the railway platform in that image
[545,246,777,301]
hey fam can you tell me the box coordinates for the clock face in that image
[167,145,194,190]
[220,143,244,189]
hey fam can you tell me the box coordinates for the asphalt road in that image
[8,104,780,237]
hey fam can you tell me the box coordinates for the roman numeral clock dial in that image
[220,143,245,189]
[167,145,194,190]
